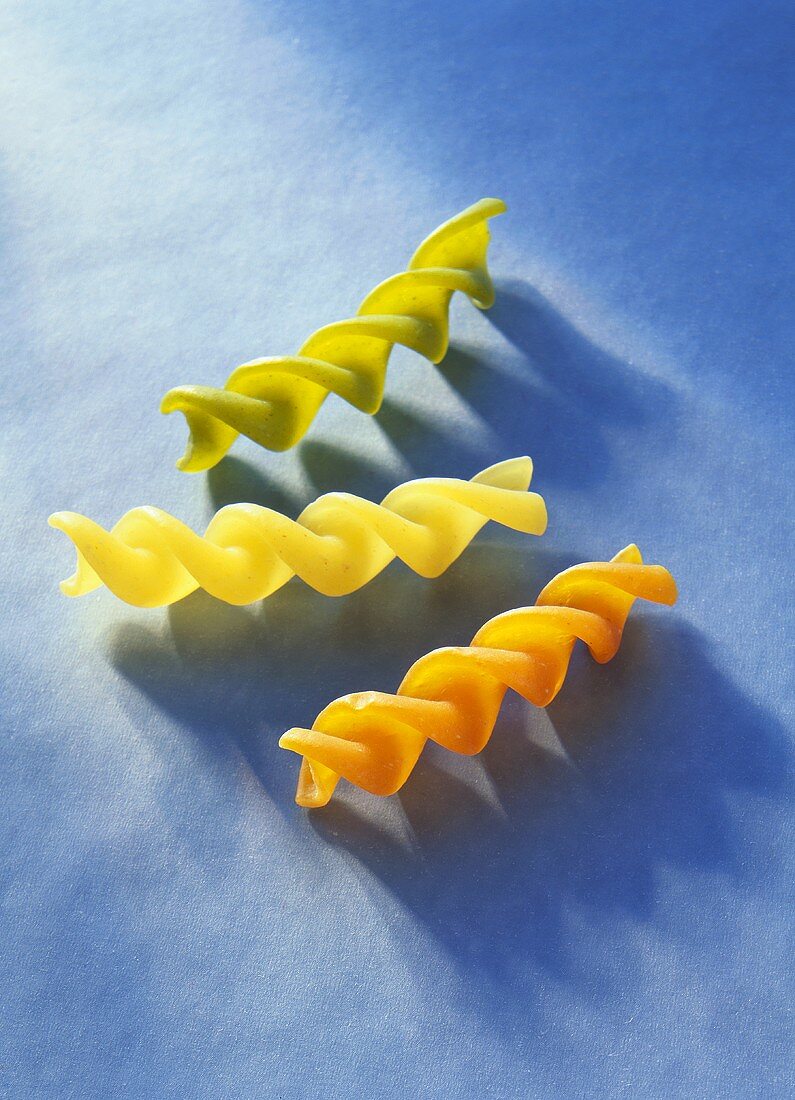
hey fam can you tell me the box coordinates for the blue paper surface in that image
[1,2,793,1096]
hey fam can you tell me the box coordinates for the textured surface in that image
[49,457,546,606]
[1,2,793,1098]
[281,546,677,806]
[160,198,505,469]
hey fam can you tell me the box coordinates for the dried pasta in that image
[160,198,506,471]
[279,545,677,807]
[48,456,546,608]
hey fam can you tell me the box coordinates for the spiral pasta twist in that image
[48,456,546,608]
[279,545,677,807]
[160,198,507,472]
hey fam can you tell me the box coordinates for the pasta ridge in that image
[279,545,678,806]
[160,198,507,471]
[48,456,546,608]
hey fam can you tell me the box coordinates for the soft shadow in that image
[206,455,299,512]
[376,393,489,477]
[309,617,792,992]
[377,279,679,488]
[106,569,792,1012]
[107,539,567,805]
[484,279,678,486]
[299,439,395,499]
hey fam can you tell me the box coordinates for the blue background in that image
[1,1,793,1096]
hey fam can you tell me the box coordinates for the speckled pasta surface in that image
[160,198,506,471]
[280,545,678,807]
[49,457,546,608]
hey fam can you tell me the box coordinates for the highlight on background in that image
[160,198,506,471]
[280,544,678,807]
[48,456,547,607]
